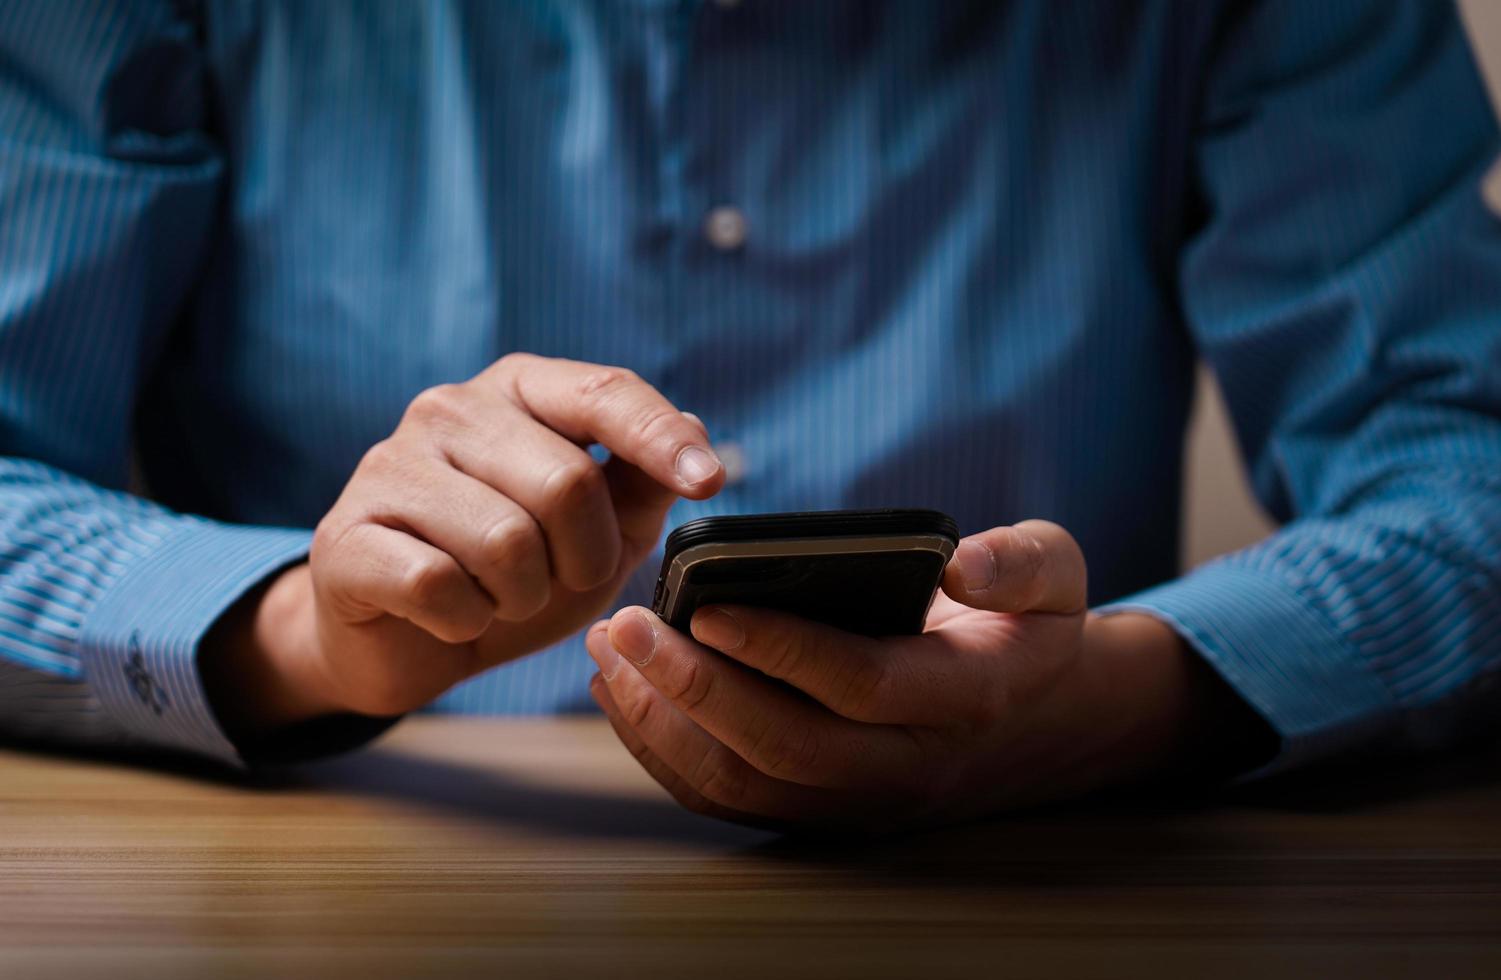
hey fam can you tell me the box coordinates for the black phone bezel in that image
[661,508,959,560]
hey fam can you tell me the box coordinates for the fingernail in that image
[675,444,722,487]
[585,628,623,681]
[955,540,997,592]
[692,607,744,651]
[612,608,660,666]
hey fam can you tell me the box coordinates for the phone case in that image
[651,508,959,636]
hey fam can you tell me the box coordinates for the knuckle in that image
[429,613,489,645]
[404,383,467,427]
[630,404,684,448]
[310,520,379,585]
[356,438,404,475]
[1023,518,1070,544]
[663,656,715,714]
[995,526,1048,608]
[841,657,895,721]
[478,518,551,615]
[1021,535,1049,598]
[309,516,350,565]
[496,351,540,374]
[543,457,608,512]
[753,723,822,781]
[621,684,658,731]
[692,749,750,809]
[478,516,543,569]
[400,554,455,606]
[761,627,806,681]
[576,365,639,402]
[1009,526,1048,579]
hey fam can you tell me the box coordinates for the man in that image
[1,0,1498,831]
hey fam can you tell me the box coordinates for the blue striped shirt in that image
[1,0,1499,772]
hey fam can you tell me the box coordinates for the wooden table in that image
[2,718,1499,978]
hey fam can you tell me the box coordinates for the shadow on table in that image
[739,734,1501,889]
[0,730,761,849]
[298,741,766,848]
[0,733,292,788]
[1216,731,1501,812]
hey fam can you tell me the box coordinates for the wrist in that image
[1082,611,1275,784]
[202,563,342,743]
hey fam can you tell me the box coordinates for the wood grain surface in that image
[2,717,1498,979]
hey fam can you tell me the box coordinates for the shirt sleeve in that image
[1100,0,1501,776]
[0,1,314,763]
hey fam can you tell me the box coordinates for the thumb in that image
[941,519,1087,615]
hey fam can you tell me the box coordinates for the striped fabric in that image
[1,0,1499,772]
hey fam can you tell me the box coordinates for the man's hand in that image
[205,353,723,738]
[585,520,1267,832]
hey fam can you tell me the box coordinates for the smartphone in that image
[651,508,959,637]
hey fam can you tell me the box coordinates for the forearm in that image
[1105,471,1501,776]
[1172,0,1501,777]
[0,457,313,760]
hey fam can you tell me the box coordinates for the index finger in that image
[496,354,724,499]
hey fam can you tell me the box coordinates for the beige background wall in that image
[1179,1,1501,568]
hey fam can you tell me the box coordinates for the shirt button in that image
[704,206,748,251]
[714,441,748,485]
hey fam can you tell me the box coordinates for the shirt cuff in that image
[77,520,313,764]
[1097,563,1399,779]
